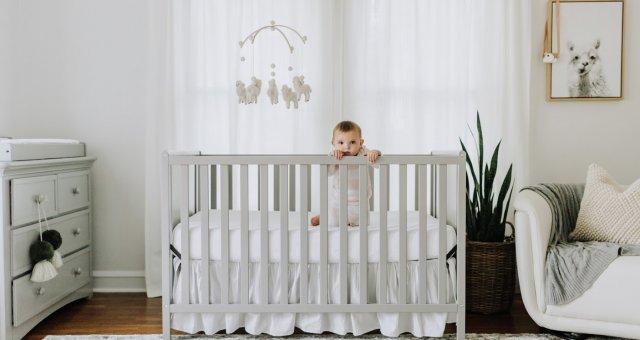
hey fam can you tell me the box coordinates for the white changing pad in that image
[172,210,456,263]
[0,139,85,161]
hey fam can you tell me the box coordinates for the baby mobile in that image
[236,21,311,109]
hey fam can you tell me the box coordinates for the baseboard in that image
[92,270,146,293]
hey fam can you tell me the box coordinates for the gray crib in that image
[161,152,466,339]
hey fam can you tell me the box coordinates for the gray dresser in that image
[0,156,96,340]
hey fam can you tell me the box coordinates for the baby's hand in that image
[331,150,344,160]
[366,151,379,163]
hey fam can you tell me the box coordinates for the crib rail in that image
[161,153,466,340]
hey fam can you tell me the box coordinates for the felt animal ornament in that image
[29,199,63,282]
[236,80,247,104]
[267,79,279,104]
[292,75,312,102]
[247,76,262,104]
[281,84,299,109]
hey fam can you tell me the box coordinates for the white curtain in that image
[145,0,531,297]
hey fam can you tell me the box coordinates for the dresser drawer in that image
[12,249,90,327]
[11,211,91,276]
[11,175,57,226]
[58,171,90,214]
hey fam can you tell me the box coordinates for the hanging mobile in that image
[237,21,310,109]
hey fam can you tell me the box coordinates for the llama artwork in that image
[566,40,609,98]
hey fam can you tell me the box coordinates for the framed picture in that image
[546,0,625,101]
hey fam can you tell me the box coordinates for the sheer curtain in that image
[145,0,531,297]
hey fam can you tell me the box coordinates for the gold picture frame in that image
[546,0,625,101]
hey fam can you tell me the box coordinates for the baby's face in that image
[332,130,363,156]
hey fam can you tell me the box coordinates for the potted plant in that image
[459,111,515,314]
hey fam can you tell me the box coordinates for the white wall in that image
[4,0,149,291]
[0,0,11,126]
[530,0,640,184]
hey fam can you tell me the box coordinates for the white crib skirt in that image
[171,259,457,337]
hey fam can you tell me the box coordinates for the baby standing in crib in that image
[310,120,381,227]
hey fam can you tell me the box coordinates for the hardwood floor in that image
[24,293,541,339]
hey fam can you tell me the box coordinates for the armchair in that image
[514,188,640,339]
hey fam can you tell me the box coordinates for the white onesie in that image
[327,146,378,226]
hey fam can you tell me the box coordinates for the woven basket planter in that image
[466,240,516,314]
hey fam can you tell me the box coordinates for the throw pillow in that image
[570,163,640,245]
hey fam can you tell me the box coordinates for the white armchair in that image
[514,189,640,339]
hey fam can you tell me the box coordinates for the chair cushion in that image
[570,163,640,245]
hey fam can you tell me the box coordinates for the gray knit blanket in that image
[521,184,640,305]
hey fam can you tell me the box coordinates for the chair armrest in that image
[514,189,553,316]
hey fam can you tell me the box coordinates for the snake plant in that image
[459,111,514,242]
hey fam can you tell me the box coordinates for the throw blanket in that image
[521,184,640,305]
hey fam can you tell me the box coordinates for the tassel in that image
[51,250,63,268]
[31,260,58,282]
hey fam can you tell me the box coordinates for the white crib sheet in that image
[172,210,457,263]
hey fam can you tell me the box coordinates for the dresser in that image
[0,156,96,340]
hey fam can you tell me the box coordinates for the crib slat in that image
[359,165,368,304]
[300,165,309,304]
[180,165,191,304]
[290,164,296,211]
[259,165,269,304]
[457,153,467,338]
[199,165,210,305]
[210,165,217,209]
[419,165,428,304]
[320,165,328,304]
[379,165,389,303]
[274,165,279,211]
[306,165,312,212]
[221,165,230,305]
[280,165,289,304]
[399,164,407,304]
[339,165,348,304]
[161,155,172,339]
[415,165,420,211]
[241,165,249,304]
[438,164,448,304]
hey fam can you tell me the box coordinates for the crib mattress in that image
[172,210,456,263]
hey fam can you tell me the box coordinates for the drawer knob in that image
[33,194,47,204]
[74,268,83,276]
[72,187,81,195]
[36,287,45,296]
[73,228,82,236]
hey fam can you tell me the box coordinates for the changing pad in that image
[0,139,85,161]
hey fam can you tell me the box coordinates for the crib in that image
[161,152,466,339]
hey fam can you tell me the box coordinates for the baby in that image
[311,120,381,227]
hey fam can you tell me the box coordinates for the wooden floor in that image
[24,293,541,339]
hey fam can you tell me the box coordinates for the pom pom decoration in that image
[29,240,57,282]
[42,229,63,268]
[31,259,58,282]
[42,229,62,249]
[51,250,64,268]
[30,240,54,263]
[29,199,64,282]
